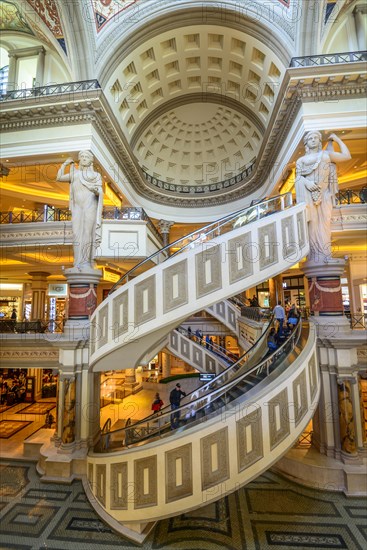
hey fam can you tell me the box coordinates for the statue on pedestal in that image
[57,151,103,271]
[295,131,351,261]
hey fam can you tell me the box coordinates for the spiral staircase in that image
[85,195,320,543]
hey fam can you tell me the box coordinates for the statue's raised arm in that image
[56,151,103,271]
[295,131,351,262]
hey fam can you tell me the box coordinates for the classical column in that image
[358,377,367,447]
[158,220,174,253]
[337,379,357,456]
[28,271,50,320]
[269,275,283,308]
[124,368,138,390]
[354,7,367,51]
[161,350,171,378]
[35,47,45,86]
[6,53,16,91]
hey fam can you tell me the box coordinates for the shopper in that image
[169,383,186,428]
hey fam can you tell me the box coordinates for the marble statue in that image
[295,131,351,261]
[57,151,103,270]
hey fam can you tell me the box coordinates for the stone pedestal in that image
[301,258,350,336]
[64,267,102,339]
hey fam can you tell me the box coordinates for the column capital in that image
[158,219,174,234]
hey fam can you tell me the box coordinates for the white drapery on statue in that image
[57,151,103,270]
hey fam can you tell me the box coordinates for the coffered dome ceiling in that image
[105,25,287,189]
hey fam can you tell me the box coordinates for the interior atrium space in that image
[0,0,366,547]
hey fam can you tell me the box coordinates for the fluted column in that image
[358,377,367,447]
[29,271,50,320]
[158,220,174,253]
[337,379,357,456]
[354,7,367,51]
[7,53,16,91]
[35,47,45,86]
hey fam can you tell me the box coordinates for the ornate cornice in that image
[1,62,366,209]
[0,349,59,360]
[0,222,73,244]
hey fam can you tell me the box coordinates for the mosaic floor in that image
[0,421,32,439]
[0,461,366,550]
[16,402,56,415]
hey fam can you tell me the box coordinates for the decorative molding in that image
[1,63,365,208]
[0,350,59,360]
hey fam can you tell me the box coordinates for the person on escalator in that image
[170,383,186,429]
[151,393,164,414]
[267,328,278,352]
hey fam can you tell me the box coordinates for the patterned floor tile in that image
[0,461,366,550]
[0,464,30,496]
[1,503,60,536]
[0,420,32,438]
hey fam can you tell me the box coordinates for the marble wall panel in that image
[258,222,278,271]
[228,308,236,328]
[112,291,128,338]
[110,462,128,509]
[228,232,253,284]
[293,369,308,427]
[165,443,193,502]
[180,338,190,359]
[268,388,290,450]
[134,275,156,326]
[193,347,204,368]
[96,464,106,507]
[205,354,216,373]
[196,245,222,299]
[309,354,318,400]
[297,211,306,249]
[170,331,179,352]
[134,456,157,508]
[97,305,108,349]
[201,428,230,490]
[281,216,296,259]
[163,260,189,313]
[236,408,264,471]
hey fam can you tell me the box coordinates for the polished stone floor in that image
[0,459,366,550]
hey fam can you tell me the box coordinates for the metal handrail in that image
[290,51,367,68]
[143,157,256,195]
[108,192,293,294]
[95,317,304,453]
[0,79,101,102]
[176,327,236,364]
[336,187,367,205]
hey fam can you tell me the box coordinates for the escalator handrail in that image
[96,320,302,452]
[123,320,302,446]
[108,193,292,294]
[95,318,295,451]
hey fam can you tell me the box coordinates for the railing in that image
[336,187,367,205]
[0,318,65,333]
[0,79,101,102]
[176,326,237,364]
[142,157,256,195]
[240,306,271,322]
[347,313,366,330]
[109,192,294,294]
[290,51,367,68]
[0,205,163,243]
[96,318,301,452]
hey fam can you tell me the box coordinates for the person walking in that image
[273,300,285,335]
[169,383,186,428]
